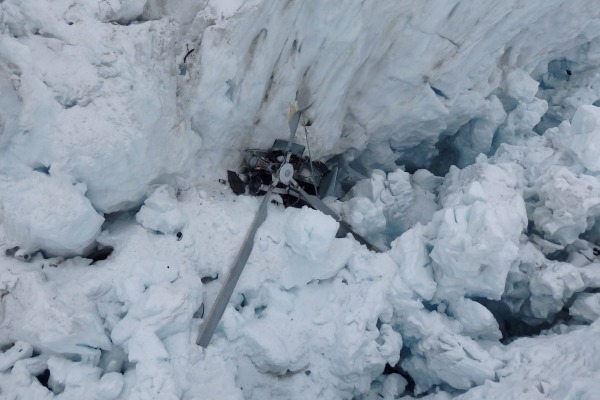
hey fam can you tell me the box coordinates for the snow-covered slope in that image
[3,0,600,399]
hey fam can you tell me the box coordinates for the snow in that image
[427,320,600,400]
[568,105,600,172]
[135,185,188,235]
[3,0,600,399]
[0,171,104,256]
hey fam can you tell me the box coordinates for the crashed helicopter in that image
[197,104,380,348]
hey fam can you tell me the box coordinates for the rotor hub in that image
[279,163,294,185]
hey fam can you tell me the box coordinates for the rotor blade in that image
[294,184,382,253]
[287,103,313,149]
[197,192,271,347]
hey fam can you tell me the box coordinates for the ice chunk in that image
[529,261,584,319]
[496,97,548,143]
[342,168,439,244]
[47,356,124,399]
[136,185,188,235]
[0,172,103,256]
[345,170,387,201]
[453,95,507,167]
[111,279,203,356]
[378,373,408,399]
[429,164,527,300]
[504,241,587,322]
[531,166,600,245]
[502,69,540,103]
[389,224,437,301]
[280,238,353,290]
[429,201,521,300]
[568,105,600,172]
[447,298,501,340]
[284,206,339,261]
[244,311,310,375]
[569,292,600,323]
[340,196,386,239]
[400,309,503,393]
[0,342,33,372]
[0,269,112,356]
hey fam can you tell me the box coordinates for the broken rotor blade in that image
[293,183,382,253]
[197,191,272,348]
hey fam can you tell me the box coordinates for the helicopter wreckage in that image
[197,105,380,347]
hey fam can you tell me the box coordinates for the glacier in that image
[2,0,600,399]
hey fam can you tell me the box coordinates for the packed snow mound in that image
[429,321,600,400]
[136,185,188,235]
[429,163,527,301]
[0,267,111,356]
[570,293,600,323]
[339,168,440,246]
[0,2,202,214]
[565,104,600,172]
[0,171,104,256]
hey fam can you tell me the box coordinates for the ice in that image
[502,68,540,104]
[0,5,203,214]
[532,165,600,245]
[429,163,527,301]
[111,279,203,361]
[452,95,507,167]
[567,104,600,172]
[340,168,439,246]
[283,206,339,262]
[431,321,600,400]
[569,293,600,323]
[0,342,33,372]
[0,267,112,357]
[447,298,502,341]
[135,185,188,235]
[389,224,437,302]
[399,308,503,393]
[529,261,585,319]
[0,171,104,256]
[4,0,600,399]
[377,373,409,399]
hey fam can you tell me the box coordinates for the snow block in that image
[570,292,600,323]
[0,172,104,256]
[502,69,540,103]
[136,185,188,235]
[390,224,437,301]
[569,105,600,172]
[284,206,339,261]
[430,164,526,300]
[0,342,33,372]
[532,166,600,245]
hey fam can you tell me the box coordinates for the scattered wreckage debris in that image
[197,104,380,348]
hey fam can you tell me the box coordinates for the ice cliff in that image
[2,0,600,399]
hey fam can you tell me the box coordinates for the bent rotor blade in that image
[294,184,382,253]
[197,192,271,348]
